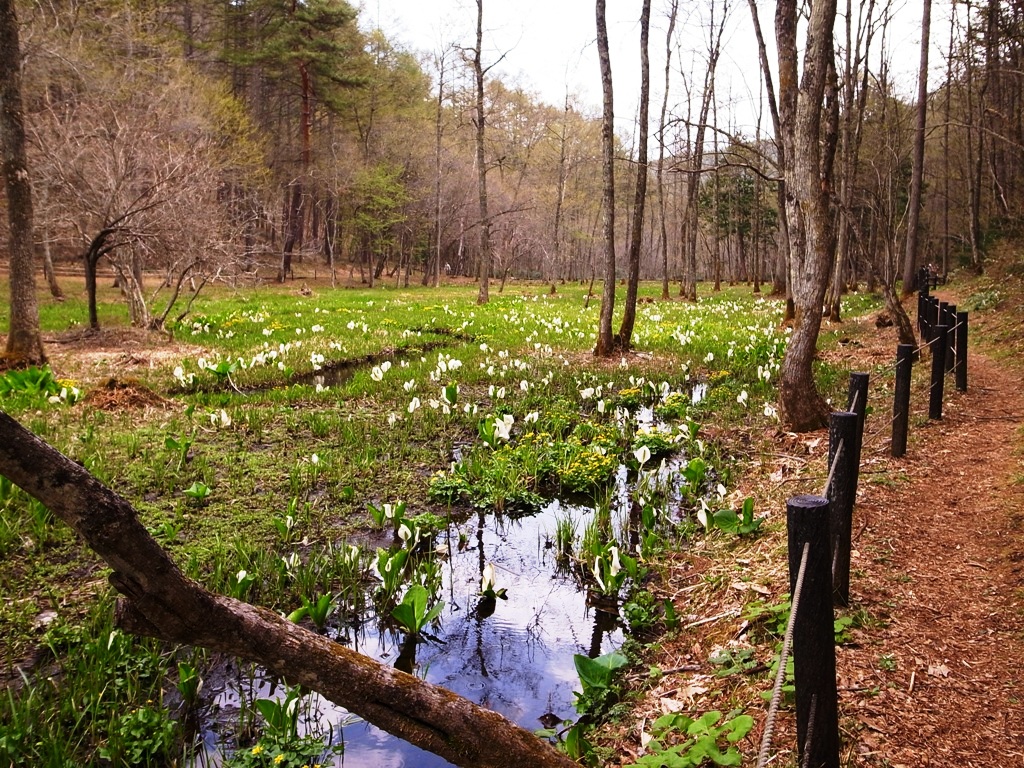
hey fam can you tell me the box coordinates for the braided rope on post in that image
[755,541,811,768]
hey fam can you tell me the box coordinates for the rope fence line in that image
[800,695,818,768]
[755,541,810,768]
[757,281,968,767]
[822,438,845,497]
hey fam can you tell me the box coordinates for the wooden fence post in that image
[787,495,840,768]
[846,372,869,491]
[892,344,914,458]
[929,325,948,420]
[955,311,968,392]
[944,304,957,373]
[827,413,858,606]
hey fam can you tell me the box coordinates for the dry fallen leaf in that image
[927,663,950,678]
[660,697,686,713]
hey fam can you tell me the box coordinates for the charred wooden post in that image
[929,324,948,419]
[892,344,915,458]
[944,303,957,373]
[846,372,869,492]
[955,311,969,392]
[827,413,858,606]
[787,495,840,768]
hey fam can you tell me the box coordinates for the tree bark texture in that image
[0,411,577,768]
[775,0,840,431]
[594,0,616,357]
[746,0,793,310]
[0,0,46,365]
[615,0,651,350]
[901,0,932,295]
[474,0,492,305]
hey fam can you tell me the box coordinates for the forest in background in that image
[4,0,1024,328]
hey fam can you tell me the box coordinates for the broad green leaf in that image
[574,651,628,693]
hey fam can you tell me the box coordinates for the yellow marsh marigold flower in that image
[274,755,285,765]
[251,744,264,756]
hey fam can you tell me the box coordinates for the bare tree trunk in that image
[747,0,793,312]
[474,0,492,304]
[901,0,932,296]
[37,188,64,299]
[964,0,986,270]
[1,0,46,364]
[615,0,651,351]
[279,182,302,283]
[594,0,616,357]
[774,0,840,431]
[41,234,63,299]
[112,257,152,329]
[943,11,953,278]
[433,48,448,289]
[657,5,677,301]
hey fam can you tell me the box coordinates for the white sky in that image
[360,0,951,140]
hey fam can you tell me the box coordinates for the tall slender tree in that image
[615,0,651,350]
[594,0,616,357]
[901,0,932,295]
[657,1,679,300]
[473,0,492,304]
[0,0,46,365]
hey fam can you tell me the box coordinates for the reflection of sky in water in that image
[204,398,704,767]
[206,500,624,768]
[330,503,622,767]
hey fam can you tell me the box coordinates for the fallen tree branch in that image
[0,412,577,768]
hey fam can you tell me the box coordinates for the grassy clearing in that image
[0,277,882,766]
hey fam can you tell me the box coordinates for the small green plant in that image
[368,500,407,535]
[176,662,203,708]
[374,547,410,598]
[654,392,690,420]
[742,599,791,639]
[878,653,897,671]
[287,593,337,632]
[183,480,212,502]
[833,615,855,644]
[99,704,177,766]
[708,647,759,677]
[223,687,340,768]
[164,434,193,471]
[963,288,1001,312]
[254,689,300,740]
[480,563,508,600]
[631,426,677,463]
[711,498,763,537]
[589,544,642,597]
[572,650,628,715]
[622,590,666,634]
[0,366,62,401]
[626,710,755,767]
[559,447,618,493]
[229,569,258,600]
[554,513,578,563]
[391,584,444,636]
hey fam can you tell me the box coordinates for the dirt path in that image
[838,331,1024,766]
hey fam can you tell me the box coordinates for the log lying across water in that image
[0,412,577,768]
